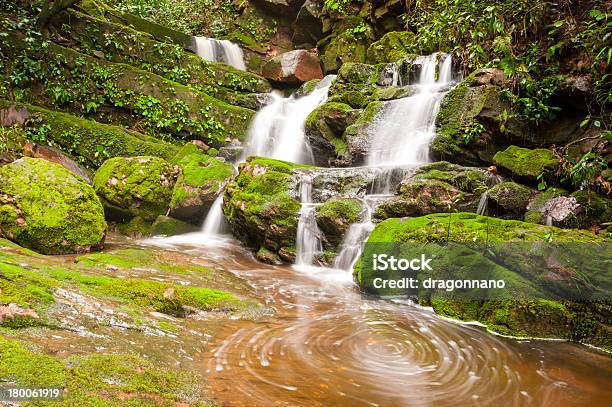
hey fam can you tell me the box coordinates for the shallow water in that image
[144,233,612,407]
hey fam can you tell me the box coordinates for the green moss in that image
[150,215,197,236]
[0,336,208,404]
[0,158,106,254]
[493,145,559,181]
[93,156,178,221]
[169,143,234,221]
[0,100,178,169]
[487,181,532,211]
[316,197,363,245]
[0,336,66,387]
[366,31,417,64]
[337,63,380,85]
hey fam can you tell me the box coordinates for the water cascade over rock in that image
[243,75,335,164]
[194,36,247,70]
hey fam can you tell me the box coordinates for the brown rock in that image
[261,49,323,84]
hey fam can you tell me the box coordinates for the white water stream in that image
[194,36,246,70]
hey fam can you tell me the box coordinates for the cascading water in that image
[201,77,334,237]
[366,54,454,168]
[295,174,323,266]
[243,76,335,164]
[194,36,246,71]
[333,53,457,271]
[201,195,230,235]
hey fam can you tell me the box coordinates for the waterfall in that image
[201,195,230,235]
[332,54,456,271]
[366,53,454,167]
[333,198,375,271]
[194,36,246,71]
[243,76,335,165]
[200,77,334,238]
[295,174,323,266]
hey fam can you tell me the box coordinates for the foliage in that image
[403,0,611,125]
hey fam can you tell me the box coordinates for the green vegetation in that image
[0,158,106,254]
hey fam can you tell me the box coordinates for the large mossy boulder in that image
[0,158,106,254]
[374,162,490,219]
[366,31,416,64]
[493,145,559,183]
[316,197,363,247]
[169,143,235,224]
[358,213,610,349]
[93,156,180,222]
[342,101,384,165]
[223,157,305,260]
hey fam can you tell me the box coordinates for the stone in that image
[93,156,180,222]
[0,158,106,254]
[261,49,324,84]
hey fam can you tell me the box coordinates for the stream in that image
[144,233,612,407]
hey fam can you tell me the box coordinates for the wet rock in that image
[0,158,106,254]
[169,143,235,224]
[261,49,324,84]
[309,166,398,202]
[527,195,581,227]
[374,162,490,220]
[256,247,283,265]
[223,157,301,259]
[305,102,360,166]
[343,101,384,165]
[93,156,180,222]
[292,0,325,47]
[316,197,363,246]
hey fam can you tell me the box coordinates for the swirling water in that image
[143,236,612,406]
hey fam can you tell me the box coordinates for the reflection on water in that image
[143,233,612,407]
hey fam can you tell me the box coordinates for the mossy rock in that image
[169,143,235,223]
[305,102,359,166]
[223,157,310,259]
[432,71,528,166]
[0,158,106,254]
[493,145,559,183]
[318,18,374,73]
[150,215,198,236]
[357,213,610,348]
[93,156,180,221]
[316,197,363,246]
[343,101,384,165]
[0,101,178,169]
[375,162,489,220]
[486,181,533,213]
[366,31,416,64]
[571,190,612,227]
[114,216,153,238]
